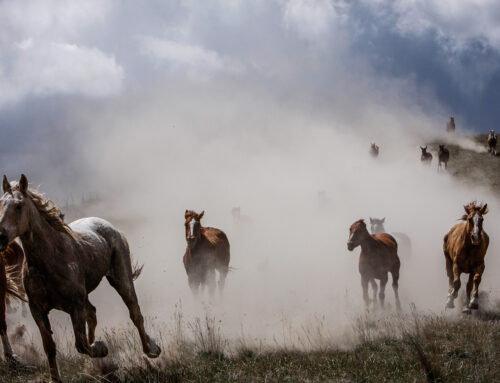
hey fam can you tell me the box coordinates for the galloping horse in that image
[369,217,412,259]
[0,242,25,364]
[184,210,230,298]
[420,146,433,165]
[443,203,489,313]
[446,117,455,133]
[370,143,379,158]
[347,219,401,310]
[0,175,160,382]
[2,242,28,317]
[487,130,497,155]
[438,145,450,171]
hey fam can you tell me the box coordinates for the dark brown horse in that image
[0,175,160,382]
[184,210,230,298]
[446,117,455,133]
[444,203,489,313]
[487,130,497,155]
[420,146,433,164]
[347,219,401,310]
[2,242,28,317]
[0,242,25,364]
[438,144,450,171]
[370,143,379,158]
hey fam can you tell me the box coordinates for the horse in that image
[0,175,161,382]
[2,241,28,317]
[438,145,450,171]
[446,117,455,133]
[443,202,489,313]
[370,143,379,158]
[347,219,401,311]
[420,146,433,164]
[487,130,497,155]
[0,243,25,364]
[184,210,230,298]
[369,217,412,259]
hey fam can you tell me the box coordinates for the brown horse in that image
[446,117,455,133]
[347,219,401,310]
[0,242,25,364]
[444,203,489,313]
[370,143,379,158]
[420,146,433,164]
[0,175,160,382]
[2,242,28,317]
[184,210,230,298]
[438,144,450,171]
[487,130,497,155]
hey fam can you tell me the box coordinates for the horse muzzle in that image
[347,242,355,251]
[0,234,9,251]
[471,234,481,246]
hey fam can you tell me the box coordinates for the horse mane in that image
[460,202,488,221]
[10,182,78,240]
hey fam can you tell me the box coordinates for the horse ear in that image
[185,210,190,219]
[463,204,472,214]
[19,174,28,195]
[480,204,488,215]
[198,211,204,220]
[2,175,11,194]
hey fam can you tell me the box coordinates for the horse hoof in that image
[6,353,20,366]
[469,297,479,310]
[90,341,108,358]
[146,338,161,358]
[445,299,455,309]
[462,307,472,315]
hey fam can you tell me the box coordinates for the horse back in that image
[202,227,230,267]
[373,233,398,251]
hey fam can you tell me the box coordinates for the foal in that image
[184,210,230,298]
[420,146,433,164]
[347,219,401,310]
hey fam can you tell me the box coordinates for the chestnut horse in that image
[0,175,160,382]
[438,144,450,171]
[347,219,401,310]
[3,242,28,317]
[444,203,489,313]
[420,146,433,164]
[0,242,26,364]
[184,210,230,298]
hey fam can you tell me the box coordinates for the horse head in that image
[420,146,427,154]
[185,210,204,249]
[347,219,369,251]
[462,203,488,246]
[369,217,385,234]
[0,175,31,251]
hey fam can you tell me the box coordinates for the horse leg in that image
[447,263,461,309]
[30,306,60,382]
[445,253,455,308]
[379,274,388,309]
[86,299,98,345]
[370,279,378,307]
[361,275,370,309]
[0,261,18,365]
[70,304,108,358]
[469,264,485,310]
[217,266,228,297]
[391,268,401,312]
[462,274,474,314]
[207,268,216,301]
[188,275,200,298]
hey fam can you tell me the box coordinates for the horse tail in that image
[131,260,144,281]
[5,265,27,303]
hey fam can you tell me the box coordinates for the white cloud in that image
[0,40,123,105]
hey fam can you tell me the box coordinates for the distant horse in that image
[370,143,379,158]
[347,219,401,310]
[487,130,497,155]
[369,217,412,259]
[443,202,489,313]
[231,207,251,225]
[0,175,160,383]
[420,146,433,165]
[184,210,230,298]
[438,145,450,171]
[0,243,25,364]
[2,242,28,317]
[446,117,455,133]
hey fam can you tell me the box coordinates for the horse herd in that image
[0,172,492,382]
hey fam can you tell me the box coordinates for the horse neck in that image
[19,207,69,269]
[359,230,377,252]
